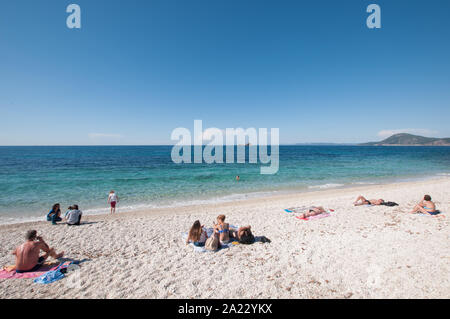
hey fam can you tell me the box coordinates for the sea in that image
[0,145,449,224]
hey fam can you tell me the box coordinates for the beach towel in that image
[296,212,331,221]
[182,225,240,253]
[416,210,443,216]
[284,207,335,221]
[284,207,335,220]
[33,261,73,284]
[284,206,309,213]
[0,262,59,279]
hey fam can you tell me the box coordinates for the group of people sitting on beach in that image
[45,190,119,225]
[353,194,439,215]
[186,214,256,249]
[46,203,83,225]
[9,192,440,273]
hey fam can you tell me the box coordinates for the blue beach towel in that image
[417,210,442,216]
[284,207,309,214]
[33,261,72,284]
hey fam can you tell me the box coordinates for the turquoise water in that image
[0,146,449,224]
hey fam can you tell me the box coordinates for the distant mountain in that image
[295,143,356,146]
[360,133,450,146]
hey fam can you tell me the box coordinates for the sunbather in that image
[410,195,438,215]
[354,195,384,206]
[186,220,208,247]
[12,230,64,273]
[213,214,230,244]
[297,206,327,219]
[46,203,62,225]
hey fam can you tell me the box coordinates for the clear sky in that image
[1,0,449,145]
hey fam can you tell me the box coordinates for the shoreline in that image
[1,173,448,227]
[1,176,448,229]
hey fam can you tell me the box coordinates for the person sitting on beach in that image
[186,220,208,247]
[410,195,438,215]
[46,203,62,225]
[65,205,83,226]
[12,230,64,273]
[230,225,255,244]
[297,206,327,219]
[214,214,230,244]
[108,190,119,214]
[354,195,384,206]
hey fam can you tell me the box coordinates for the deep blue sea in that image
[0,146,449,224]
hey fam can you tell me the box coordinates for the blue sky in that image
[1,0,449,145]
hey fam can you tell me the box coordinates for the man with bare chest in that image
[12,230,64,273]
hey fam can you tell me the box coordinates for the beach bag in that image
[382,201,399,207]
[205,235,219,251]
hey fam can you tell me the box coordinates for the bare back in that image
[14,241,43,271]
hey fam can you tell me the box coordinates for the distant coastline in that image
[359,133,450,146]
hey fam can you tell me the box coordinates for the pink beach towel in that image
[0,264,59,279]
[296,212,332,221]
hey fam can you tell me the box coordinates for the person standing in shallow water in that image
[108,190,119,214]
[236,175,240,182]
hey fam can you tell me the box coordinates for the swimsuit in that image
[423,207,437,214]
[16,256,45,273]
[218,224,230,244]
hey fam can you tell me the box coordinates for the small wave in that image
[351,181,376,185]
[308,183,345,189]
[436,173,450,176]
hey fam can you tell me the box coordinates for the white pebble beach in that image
[0,177,449,299]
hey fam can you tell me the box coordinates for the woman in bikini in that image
[186,220,208,247]
[410,195,438,215]
[214,214,230,244]
[354,195,384,206]
[297,206,327,219]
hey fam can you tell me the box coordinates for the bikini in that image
[423,207,438,214]
[218,224,230,244]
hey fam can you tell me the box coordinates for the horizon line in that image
[0,143,361,147]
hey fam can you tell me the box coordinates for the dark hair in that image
[424,195,432,201]
[51,203,60,212]
[71,204,79,210]
[26,230,37,241]
[239,229,255,245]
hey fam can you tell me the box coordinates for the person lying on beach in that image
[186,220,208,247]
[65,205,83,226]
[354,195,385,206]
[297,206,327,219]
[108,190,119,214]
[410,195,438,215]
[46,203,62,225]
[230,226,255,244]
[12,230,64,273]
[213,214,230,244]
